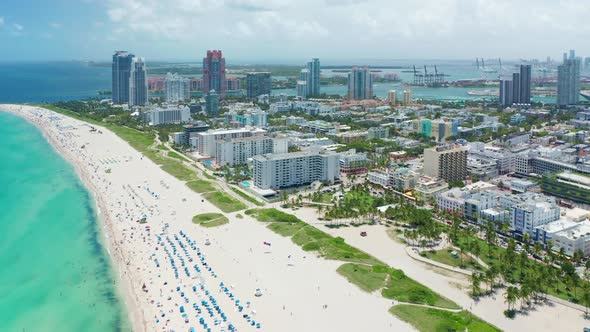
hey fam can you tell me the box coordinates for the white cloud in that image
[104,0,590,59]
[49,22,63,29]
[0,17,4,27]
[13,23,23,31]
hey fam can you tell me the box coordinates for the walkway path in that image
[154,136,260,209]
[280,205,590,332]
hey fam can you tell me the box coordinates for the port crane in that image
[412,65,447,86]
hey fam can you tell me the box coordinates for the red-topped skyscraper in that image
[202,50,226,96]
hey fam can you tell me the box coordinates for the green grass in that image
[421,249,483,271]
[337,263,388,292]
[156,144,167,150]
[247,208,382,265]
[202,192,247,213]
[230,186,264,206]
[159,158,197,181]
[203,171,217,180]
[192,213,229,227]
[167,151,185,160]
[186,180,218,193]
[312,193,334,204]
[383,269,459,309]
[245,208,301,223]
[267,222,305,237]
[390,305,500,332]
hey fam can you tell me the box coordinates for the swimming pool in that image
[242,181,251,187]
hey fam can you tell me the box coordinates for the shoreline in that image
[1,104,412,332]
[0,106,145,331]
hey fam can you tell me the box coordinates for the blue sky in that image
[1,0,589,62]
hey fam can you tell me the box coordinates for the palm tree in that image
[582,283,590,316]
[486,266,497,292]
[471,273,482,297]
[505,286,518,312]
[533,243,542,260]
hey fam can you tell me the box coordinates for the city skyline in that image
[1,1,590,62]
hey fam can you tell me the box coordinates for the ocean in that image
[0,61,560,104]
[0,111,129,331]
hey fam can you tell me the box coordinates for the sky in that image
[0,0,589,63]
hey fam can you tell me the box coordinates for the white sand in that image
[283,205,590,331]
[1,105,414,332]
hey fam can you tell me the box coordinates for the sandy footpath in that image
[1,105,413,332]
[283,205,590,332]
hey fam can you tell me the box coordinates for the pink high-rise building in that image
[202,50,226,95]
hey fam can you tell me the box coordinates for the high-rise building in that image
[498,65,531,106]
[165,73,190,102]
[226,77,241,91]
[423,144,468,183]
[519,65,532,104]
[215,136,288,166]
[511,72,521,104]
[252,149,340,189]
[205,90,219,116]
[347,67,373,100]
[557,50,581,107]
[129,57,148,106]
[246,72,271,99]
[145,105,190,125]
[388,90,397,106]
[499,80,513,107]
[203,50,226,96]
[297,68,309,99]
[296,81,308,99]
[112,51,134,104]
[306,58,320,97]
[403,90,412,105]
[193,127,266,157]
[190,78,204,91]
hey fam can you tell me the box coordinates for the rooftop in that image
[199,127,266,136]
[554,220,590,241]
[252,149,338,161]
[535,218,578,233]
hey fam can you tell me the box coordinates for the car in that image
[360,231,367,237]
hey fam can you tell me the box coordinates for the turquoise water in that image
[0,111,129,331]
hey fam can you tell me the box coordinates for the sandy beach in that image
[280,205,590,331]
[1,105,414,332]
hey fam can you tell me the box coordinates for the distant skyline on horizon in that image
[1,0,589,62]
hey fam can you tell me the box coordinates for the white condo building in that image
[215,136,288,166]
[146,105,190,125]
[165,72,190,102]
[551,220,590,256]
[193,127,266,158]
[252,149,340,189]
